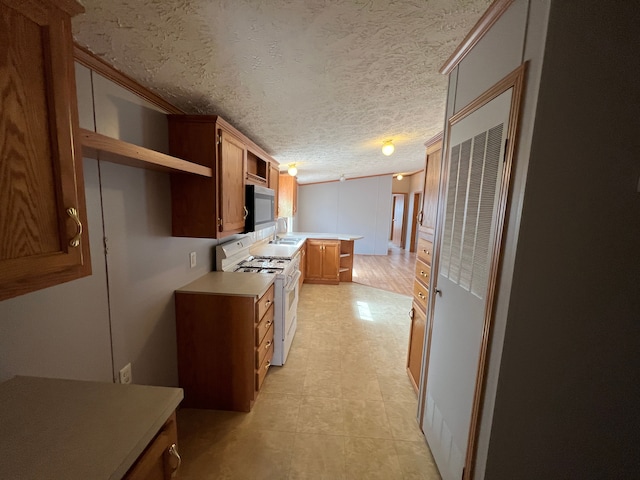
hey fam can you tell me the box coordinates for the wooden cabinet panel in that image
[407,304,426,392]
[269,163,279,218]
[255,304,274,346]
[323,241,340,281]
[339,240,354,282]
[305,239,340,284]
[218,129,246,235]
[415,259,431,287]
[278,173,297,217]
[256,323,274,369]
[417,237,433,266]
[413,279,429,312]
[419,138,442,237]
[298,241,307,289]
[256,284,274,320]
[0,0,90,301]
[123,412,180,480]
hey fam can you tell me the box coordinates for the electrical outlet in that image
[119,363,132,384]
[189,251,197,268]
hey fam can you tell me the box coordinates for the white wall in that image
[297,176,393,255]
[0,63,217,386]
[483,1,640,478]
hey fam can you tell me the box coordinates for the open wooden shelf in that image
[79,128,213,177]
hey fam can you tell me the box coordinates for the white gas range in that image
[216,235,301,365]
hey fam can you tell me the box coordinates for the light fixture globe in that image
[287,164,297,176]
[397,174,403,180]
[382,140,395,156]
[340,174,346,182]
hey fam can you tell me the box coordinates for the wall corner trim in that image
[439,0,515,75]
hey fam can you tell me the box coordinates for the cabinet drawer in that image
[415,260,431,287]
[256,346,274,391]
[413,279,429,312]
[256,304,274,346]
[417,238,433,265]
[257,284,275,322]
[256,322,274,369]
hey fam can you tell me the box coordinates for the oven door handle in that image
[286,270,301,291]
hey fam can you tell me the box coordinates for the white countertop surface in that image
[0,376,183,480]
[250,232,363,258]
[176,271,275,296]
[285,232,363,241]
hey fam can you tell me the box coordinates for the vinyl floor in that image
[177,277,440,479]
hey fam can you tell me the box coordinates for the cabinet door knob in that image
[243,205,249,219]
[168,443,181,477]
[66,207,83,248]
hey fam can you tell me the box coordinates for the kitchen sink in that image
[269,237,302,245]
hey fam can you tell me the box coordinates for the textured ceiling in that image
[73,0,490,184]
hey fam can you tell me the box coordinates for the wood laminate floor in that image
[352,244,416,297]
[176,281,439,479]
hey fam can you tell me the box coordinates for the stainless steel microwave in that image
[245,185,276,233]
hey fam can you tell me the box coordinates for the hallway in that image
[176,282,439,479]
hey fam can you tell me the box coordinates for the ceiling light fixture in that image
[340,174,346,182]
[396,174,404,180]
[287,164,298,176]
[382,140,395,156]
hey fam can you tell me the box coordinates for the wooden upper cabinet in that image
[168,116,246,238]
[269,163,279,218]
[419,135,443,238]
[218,129,247,235]
[0,0,91,301]
[278,174,297,217]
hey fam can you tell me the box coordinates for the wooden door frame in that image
[423,63,528,480]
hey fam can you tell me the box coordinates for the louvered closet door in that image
[422,89,512,480]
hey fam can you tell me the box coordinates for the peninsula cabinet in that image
[305,239,340,285]
[0,0,91,301]
[168,115,246,238]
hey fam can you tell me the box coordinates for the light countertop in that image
[250,232,363,258]
[0,376,183,480]
[176,271,275,296]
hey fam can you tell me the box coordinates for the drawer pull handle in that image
[243,205,249,219]
[168,443,181,477]
[418,292,426,299]
[265,300,271,307]
[66,207,82,247]
[266,321,272,328]
[266,340,272,349]
[420,270,428,277]
[265,361,271,370]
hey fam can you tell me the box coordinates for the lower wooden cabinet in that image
[305,239,340,284]
[339,240,354,282]
[407,304,426,392]
[175,283,275,412]
[124,412,181,480]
